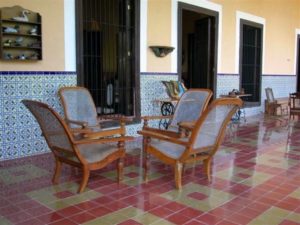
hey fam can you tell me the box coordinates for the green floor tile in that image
[101,165,164,187]
[134,212,162,225]
[0,216,12,225]
[161,183,235,212]
[290,187,300,199]
[0,164,49,185]
[249,207,291,225]
[48,200,71,210]
[286,212,300,223]
[118,206,145,218]
[26,182,101,210]
[151,219,175,225]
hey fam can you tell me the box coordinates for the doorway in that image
[239,20,263,106]
[178,3,218,95]
[296,35,300,92]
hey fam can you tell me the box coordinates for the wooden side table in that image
[219,94,252,121]
[153,98,178,129]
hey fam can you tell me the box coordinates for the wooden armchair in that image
[142,89,213,137]
[138,98,242,189]
[22,100,133,193]
[265,87,286,115]
[59,86,131,139]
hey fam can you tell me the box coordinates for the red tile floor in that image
[1,115,300,225]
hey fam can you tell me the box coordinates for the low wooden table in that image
[153,98,178,116]
[153,98,178,129]
[219,93,252,98]
[153,98,195,129]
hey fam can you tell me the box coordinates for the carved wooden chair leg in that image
[143,137,150,182]
[182,163,185,176]
[78,167,90,193]
[143,151,149,182]
[117,158,124,182]
[203,158,212,182]
[175,162,183,190]
[52,158,62,184]
[142,136,149,152]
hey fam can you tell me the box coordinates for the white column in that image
[64,0,76,71]
[140,0,148,72]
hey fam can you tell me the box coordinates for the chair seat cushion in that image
[77,143,119,163]
[150,139,186,159]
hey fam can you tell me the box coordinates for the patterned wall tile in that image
[125,73,178,137]
[0,72,76,160]
[262,75,296,98]
[216,74,240,98]
[140,74,177,115]
[217,74,296,116]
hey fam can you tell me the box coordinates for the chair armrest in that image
[70,127,93,134]
[178,121,196,131]
[141,115,173,120]
[142,127,182,138]
[83,128,126,139]
[98,115,133,123]
[74,136,135,145]
[138,130,190,147]
[66,119,88,128]
[178,121,196,137]
[141,115,173,128]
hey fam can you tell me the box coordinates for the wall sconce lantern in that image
[149,45,174,57]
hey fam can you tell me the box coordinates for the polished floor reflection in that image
[1,115,300,225]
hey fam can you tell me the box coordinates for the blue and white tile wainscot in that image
[0,71,77,160]
[0,71,177,160]
[125,72,178,139]
[0,71,296,160]
[217,73,296,116]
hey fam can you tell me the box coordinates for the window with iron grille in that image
[239,20,263,106]
[76,0,140,117]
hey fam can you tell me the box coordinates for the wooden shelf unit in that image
[0,6,42,61]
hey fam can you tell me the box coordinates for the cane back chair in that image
[22,100,133,193]
[59,86,131,139]
[138,98,242,189]
[142,89,213,137]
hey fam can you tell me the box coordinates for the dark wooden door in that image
[188,17,215,90]
[240,22,262,104]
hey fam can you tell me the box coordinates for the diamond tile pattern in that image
[0,72,77,160]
